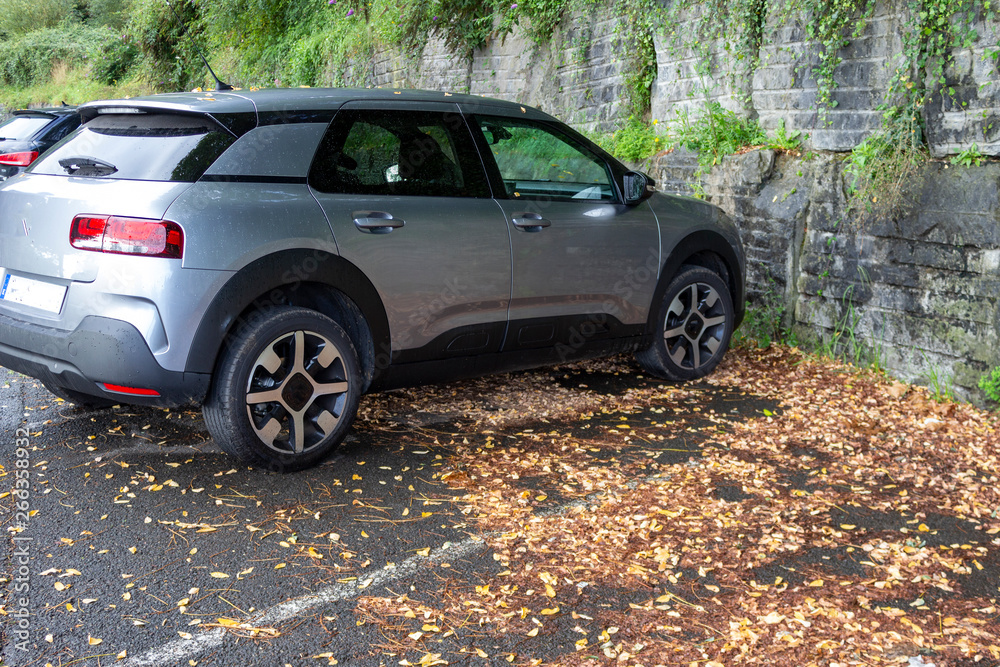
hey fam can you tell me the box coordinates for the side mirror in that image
[623,171,655,205]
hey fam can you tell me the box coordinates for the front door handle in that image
[354,211,405,233]
[511,213,551,232]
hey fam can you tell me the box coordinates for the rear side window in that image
[0,115,51,141]
[32,113,235,182]
[309,109,490,198]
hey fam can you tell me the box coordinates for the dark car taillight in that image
[70,215,184,259]
[0,151,40,166]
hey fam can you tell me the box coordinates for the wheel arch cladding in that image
[650,231,746,336]
[186,250,389,389]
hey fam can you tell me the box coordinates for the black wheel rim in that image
[244,330,349,455]
[662,282,728,371]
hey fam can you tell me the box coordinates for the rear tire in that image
[636,266,734,382]
[203,306,362,472]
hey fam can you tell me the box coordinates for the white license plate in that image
[0,272,67,314]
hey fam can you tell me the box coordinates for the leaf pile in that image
[355,347,1000,666]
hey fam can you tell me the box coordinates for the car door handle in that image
[353,211,405,233]
[511,213,551,232]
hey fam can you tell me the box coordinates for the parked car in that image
[0,106,80,181]
[0,88,745,471]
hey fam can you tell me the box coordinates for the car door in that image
[468,114,660,355]
[309,103,512,364]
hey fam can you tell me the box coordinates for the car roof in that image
[79,87,554,124]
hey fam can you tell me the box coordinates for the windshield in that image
[0,115,51,141]
[31,113,235,182]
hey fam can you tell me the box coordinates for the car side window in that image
[310,110,490,198]
[474,116,615,202]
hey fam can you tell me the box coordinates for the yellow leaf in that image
[475,648,488,658]
[808,579,824,587]
[216,618,240,627]
[526,627,539,637]
[544,584,556,597]
[540,607,559,615]
[840,524,856,530]
[54,582,67,591]
[918,523,930,532]
[408,631,424,641]
[422,624,440,632]
[117,650,127,659]
[177,597,190,607]
[178,631,193,639]
[352,474,362,480]
[762,611,786,624]
[88,636,103,645]
[274,562,286,569]
[416,547,431,557]
[210,572,229,579]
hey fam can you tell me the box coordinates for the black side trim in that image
[378,335,644,392]
[391,322,506,365]
[200,174,308,184]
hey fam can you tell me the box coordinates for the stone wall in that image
[646,148,1000,401]
[340,14,625,131]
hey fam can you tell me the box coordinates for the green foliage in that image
[951,142,986,167]
[980,367,1000,404]
[601,117,665,162]
[733,277,795,349]
[0,0,73,38]
[843,90,927,224]
[92,32,139,85]
[766,119,805,152]
[125,0,209,91]
[673,102,767,169]
[84,0,131,29]
[0,25,110,88]
[798,0,877,112]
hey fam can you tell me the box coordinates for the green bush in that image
[92,32,139,85]
[608,117,664,162]
[673,101,767,169]
[0,25,109,88]
[980,367,1000,404]
[126,0,208,91]
[0,0,73,39]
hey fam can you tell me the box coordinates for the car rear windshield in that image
[0,115,52,141]
[31,113,236,182]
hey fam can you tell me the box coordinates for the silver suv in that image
[0,89,744,471]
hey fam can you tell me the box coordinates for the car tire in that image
[203,306,362,472]
[636,266,734,382]
[43,382,117,409]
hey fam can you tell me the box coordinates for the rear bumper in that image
[0,312,209,407]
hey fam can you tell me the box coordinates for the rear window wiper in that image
[58,156,118,177]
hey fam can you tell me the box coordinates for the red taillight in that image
[70,215,184,259]
[0,151,39,167]
[101,383,160,396]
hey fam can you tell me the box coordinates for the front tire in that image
[636,266,734,382]
[203,307,362,472]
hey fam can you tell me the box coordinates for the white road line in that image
[120,472,655,666]
[121,537,487,667]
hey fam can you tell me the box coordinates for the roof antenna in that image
[163,0,233,91]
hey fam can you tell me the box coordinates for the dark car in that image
[0,106,81,180]
[0,88,745,471]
